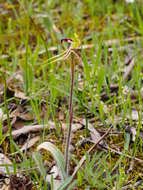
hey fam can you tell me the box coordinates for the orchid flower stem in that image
[65,55,75,175]
[38,38,79,175]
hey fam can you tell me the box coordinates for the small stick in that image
[63,126,113,190]
[122,57,135,83]
[71,125,113,179]
[65,55,75,174]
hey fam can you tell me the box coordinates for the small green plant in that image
[36,33,82,184]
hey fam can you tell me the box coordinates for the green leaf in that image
[33,152,47,178]
[37,142,67,180]
[57,176,75,190]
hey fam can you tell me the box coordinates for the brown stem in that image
[65,55,75,174]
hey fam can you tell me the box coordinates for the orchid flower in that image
[41,33,81,67]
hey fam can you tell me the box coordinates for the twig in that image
[107,147,143,163]
[71,125,113,179]
[109,57,136,92]
[122,57,136,83]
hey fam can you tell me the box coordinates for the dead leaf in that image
[0,153,13,176]
[46,165,62,189]
[125,126,143,142]
[0,71,22,94]
[10,124,51,139]
[14,90,29,100]
[18,112,33,121]
[12,120,25,130]
[19,136,40,152]
[0,108,3,120]
[53,24,61,33]
[10,121,83,139]
[14,73,24,83]
[131,110,140,121]
[10,106,33,121]
[82,119,104,145]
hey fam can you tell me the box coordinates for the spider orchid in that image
[41,33,82,175]
[41,33,82,67]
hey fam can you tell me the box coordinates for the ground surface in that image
[1,0,143,189]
